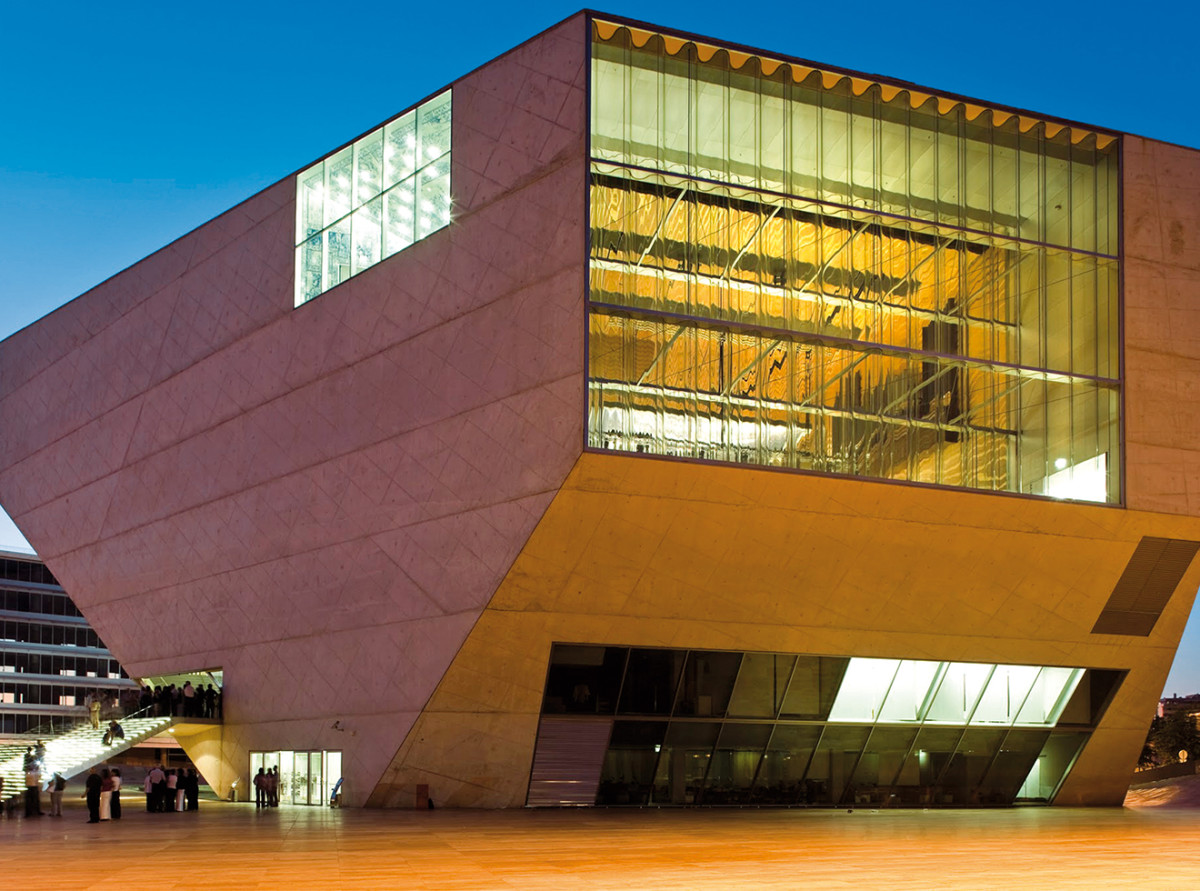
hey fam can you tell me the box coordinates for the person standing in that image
[146,764,165,812]
[268,766,280,807]
[111,768,122,820]
[182,680,195,717]
[99,769,114,821]
[47,772,66,817]
[185,768,200,811]
[165,769,178,812]
[24,763,43,817]
[253,767,266,808]
[85,768,101,823]
[88,692,102,729]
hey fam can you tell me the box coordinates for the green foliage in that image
[1151,710,1200,764]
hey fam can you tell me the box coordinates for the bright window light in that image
[295,91,451,307]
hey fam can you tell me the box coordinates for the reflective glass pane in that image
[295,90,451,306]
[618,649,685,715]
[757,724,821,804]
[892,727,961,806]
[705,723,771,802]
[728,652,795,718]
[828,658,900,722]
[384,179,416,258]
[325,148,353,226]
[297,166,324,245]
[878,660,942,723]
[418,92,452,165]
[543,645,626,715]
[940,728,1005,805]
[983,728,1049,802]
[674,650,740,717]
[296,233,324,307]
[325,217,352,291]
[807,725,870,805]
[1017,731,1088,801]
[655,722,720,804]
[970,664,1041,726]
[354,129,384,208]
[780,656,847,719]
[351,197,382,276]
[1015,667,1083,726]
[598,721,666,806]
[418,155,451,239]
[846,726,917,806]
[384,111,417,188]
[925,662,992,724]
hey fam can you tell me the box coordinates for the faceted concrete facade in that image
[3,14,1200,808]
[0,16,587,805]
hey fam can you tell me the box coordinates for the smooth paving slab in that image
[1,798,1196,889]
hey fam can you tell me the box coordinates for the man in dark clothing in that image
[186,768,200,811]
[85,768,102,823]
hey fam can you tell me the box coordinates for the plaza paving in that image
[1,797,1197,889]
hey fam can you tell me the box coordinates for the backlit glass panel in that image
[587,22,1120,502]
[295,91,451,307]
[535,644,1120,807]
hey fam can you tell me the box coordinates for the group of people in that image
[83,767,122,822]
[10,743,67,818]
[142,766,202,813]
[253,767,282,808]
[139,681,222,719]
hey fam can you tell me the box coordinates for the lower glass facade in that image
[532,644,1122,807]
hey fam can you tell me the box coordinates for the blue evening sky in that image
[2,0,1199,694]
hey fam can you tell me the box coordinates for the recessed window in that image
[295,91,452,307]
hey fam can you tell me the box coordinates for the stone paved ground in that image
[1,795,1196,889]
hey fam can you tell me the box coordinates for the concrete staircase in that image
[1,714,174,803]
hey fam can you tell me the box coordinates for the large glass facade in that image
[587,22,1121,502]
[535,643,1123,807]
[295,91,452,307]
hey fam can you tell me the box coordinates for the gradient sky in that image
[3,0,1199,693]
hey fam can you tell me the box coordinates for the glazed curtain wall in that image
[537,644,1122,807]
[587,23,1121,502]
[295,91,451,307]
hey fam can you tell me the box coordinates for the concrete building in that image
[0,549,136,736]
[2,12,1200,808]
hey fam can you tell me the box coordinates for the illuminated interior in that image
[534,644,1122,807]
[295,91,451,306]
[587,22,1120,502]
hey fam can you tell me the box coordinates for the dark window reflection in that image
[543,644,627,714]
[704,722,772,803]
[984,729,1050,802]
[597,720,666,805]
[780,656,847,720]
[845,726,917,806]
[656,722,721,804]
[619,649,685,715]
[728,653,795,718]
[675,651,741,717]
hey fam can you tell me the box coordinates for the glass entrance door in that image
[250,749,337,805]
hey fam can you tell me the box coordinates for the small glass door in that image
[249,749,341,805]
